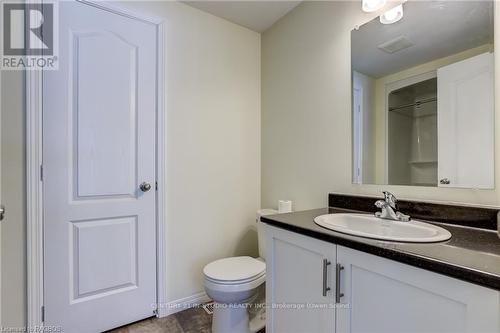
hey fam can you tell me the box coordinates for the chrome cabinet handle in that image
[322,259,331,296]
[335,263,344,303]
[0,205,4,221]
[140,182,152,192]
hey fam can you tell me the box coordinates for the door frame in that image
[352,82,363,184]
[26,1,166,328]
[0,46,2,328]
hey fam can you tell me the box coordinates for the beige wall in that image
[1,0,261,325]
[262,1,500,209]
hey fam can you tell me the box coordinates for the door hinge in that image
[155,181,158,191]
[40,165,43,181]
[41,306,45,322]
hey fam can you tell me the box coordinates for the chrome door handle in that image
[335,264,344,303]
[140,182,152,192]
[0,205,5,221]
[322,259,331,296]
[440,178,450,185]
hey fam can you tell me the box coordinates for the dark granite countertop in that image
[261,207,500,291]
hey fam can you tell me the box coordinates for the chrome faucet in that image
[374,191,410,222]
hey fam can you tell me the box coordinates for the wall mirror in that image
[351,0,495,188]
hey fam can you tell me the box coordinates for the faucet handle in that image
[382,191,397,209]
[396,212,411,222]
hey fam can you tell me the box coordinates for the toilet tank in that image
[256,209,278,261]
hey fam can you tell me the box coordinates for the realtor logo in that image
[1,1,58,70]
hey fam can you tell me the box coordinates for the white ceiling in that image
[352,1,494,78]
[183,1,302,33]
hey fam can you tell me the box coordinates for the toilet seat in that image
[205,270,266,285]
[204,256,265,282]
[203,256,266,292]
[204,272,265,293]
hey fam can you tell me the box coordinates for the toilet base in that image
[248,307,266,333]
[212,302,250,333]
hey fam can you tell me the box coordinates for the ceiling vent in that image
[377,36,414,54]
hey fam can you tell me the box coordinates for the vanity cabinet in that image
[265,225,500,333]
[265,225,336,333]
[336,246,500,333]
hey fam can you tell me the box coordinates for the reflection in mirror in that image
[351,0,494,189]
[388,77,437,187]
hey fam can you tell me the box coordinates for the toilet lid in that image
[203,256,265,282]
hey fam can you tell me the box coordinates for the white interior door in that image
[43,2,157,332]
[437,52,494,189]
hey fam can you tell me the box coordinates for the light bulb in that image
[380,4,404,24]
[362,0,387,13]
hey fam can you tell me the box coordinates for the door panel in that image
[70,216,138,301]
[43,2,157,331]
[73,31,139,199]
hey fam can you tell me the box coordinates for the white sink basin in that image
[314,213,451,243]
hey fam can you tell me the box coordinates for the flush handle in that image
[440,178,451,185]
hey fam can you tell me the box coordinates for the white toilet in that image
[203,209,277,333]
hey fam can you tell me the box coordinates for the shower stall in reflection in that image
[388,77,438,186]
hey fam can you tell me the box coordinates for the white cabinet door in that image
[437,52,494,189]
[337,246,500,333]
[265,225,336,333]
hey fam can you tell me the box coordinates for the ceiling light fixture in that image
[380,4,404,24]
[362,0,386,13]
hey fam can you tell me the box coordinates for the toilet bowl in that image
[203,209,278,333]
[204,256,266,333]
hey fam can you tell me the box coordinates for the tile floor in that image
[107,306,210,333]
[108,306,265,333]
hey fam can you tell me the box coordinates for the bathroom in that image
[0,0,498,332]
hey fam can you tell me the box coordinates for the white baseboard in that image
[157,291,212,317]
